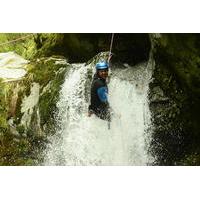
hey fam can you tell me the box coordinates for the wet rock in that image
[8,118,20,137]
[149,33,200,165]
[34,33,151,65]
[149,86,169,103]
[0,53,70,165]
[21,82,40,128]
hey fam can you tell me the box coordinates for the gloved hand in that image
[88,110,93,117]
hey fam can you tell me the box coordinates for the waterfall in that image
[44,60,154,165]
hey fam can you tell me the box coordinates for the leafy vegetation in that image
[0,33,37,59]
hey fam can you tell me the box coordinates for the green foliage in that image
[28,58,65,86]
[16,125,25,135]
[0,34,71,165]
[0,53,69,165]
[0,132,34,165]
[179,153,200,166]
[0,80,8,131]
[0,33,37,59]
[0,127,47,165]
[34,33,64,57]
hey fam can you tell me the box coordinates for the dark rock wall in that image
[149,34,200,165]
[34,33,151,64]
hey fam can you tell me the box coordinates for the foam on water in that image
[44,62,153,165]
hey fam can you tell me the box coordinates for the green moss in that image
[155,34,200,95]
[0,132,32,165]
[8,56,69,134]
[34,34,64,58]
[179,153,200,166]
[151,34,200,165]
[0,33,37,60]
[16,124,25,135]
[0,117,8,130]
[38,66,67,128]
[27,58,66,87]
[0,128,46,165]
[0,80,8,130]
[0,37,71,165]
[12,56,69,137]
[22,37,37,59]
[14,87,25,124]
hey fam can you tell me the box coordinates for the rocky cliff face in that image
[0,53,69,165]
[149,34,200,165]
[34,33,151,65]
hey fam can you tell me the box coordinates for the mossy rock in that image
[12,56,70,130]
[0,80,8,130]
[179,153,200,166]
[0,132,32,165]
[150,34,200,165]
[33,33,151,64]
[0,54,70,165]
[26,57,70,131]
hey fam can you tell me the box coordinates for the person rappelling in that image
[88,34,114,129]
[88,60,111,122]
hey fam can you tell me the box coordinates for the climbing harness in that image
[0,33,36,46]
[108,33,114,63]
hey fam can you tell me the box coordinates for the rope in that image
[0,33,36,46]
[108,33,114,63]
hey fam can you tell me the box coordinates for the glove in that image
[88,110,94,117]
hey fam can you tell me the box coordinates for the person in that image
[88,61,111,122]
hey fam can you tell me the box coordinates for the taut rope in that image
[108,33,114,63]
[0,34,35,46]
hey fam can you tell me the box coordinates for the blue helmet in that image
[96,61,109,70]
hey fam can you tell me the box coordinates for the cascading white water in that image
[44,60,154,165]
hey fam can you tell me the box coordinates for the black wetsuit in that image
[88,73,111,121]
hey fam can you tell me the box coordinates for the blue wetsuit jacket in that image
[88,73,111,121]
